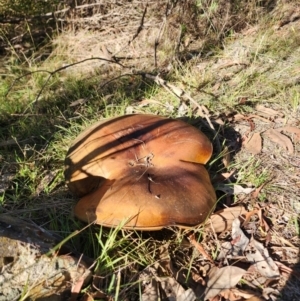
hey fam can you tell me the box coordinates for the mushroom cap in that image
[65,114,216,230]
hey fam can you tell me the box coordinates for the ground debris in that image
[245,238,280,279]
[0,215,91,301]
[204,266,246,300]
[139,264,196,301]
[263,129,294,154]
[205,206,247,233]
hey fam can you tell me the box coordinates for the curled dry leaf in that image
[245,237,280,279]
[204,266,246,300]
[191,270,206,286]
[205,206,247,233]
[257,207,270,233]
[263,129,294,154]
[244,132,262,155]
[220,169,237,181]
[81,291,109,301]
[247,118,255,131]
[248,114,273,123]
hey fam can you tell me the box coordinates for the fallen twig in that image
[130,4,148,43]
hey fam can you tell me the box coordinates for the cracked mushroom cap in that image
[65,114,216,230]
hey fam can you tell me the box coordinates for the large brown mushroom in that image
[65,114,216,230]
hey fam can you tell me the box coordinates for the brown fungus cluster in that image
[65,114,216,230]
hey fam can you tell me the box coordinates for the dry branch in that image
[130,3,148,43]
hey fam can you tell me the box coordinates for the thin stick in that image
[130,3,148,43]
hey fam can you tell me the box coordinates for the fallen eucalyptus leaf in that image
[205,206,247,233]
[188,233,214,263]
[245,237,280,279]
[264,129,293,154]
[244,132,262,155]
[276,126,300,143]
[204,266,246,300]
[255,105,283,118]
